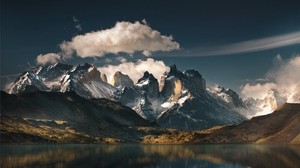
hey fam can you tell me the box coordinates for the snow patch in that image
[136,79,149,87]
[161,102,175,108]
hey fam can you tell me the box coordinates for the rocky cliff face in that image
[118,71,161,121]
[207,86,246,109]
[160,65,205,100]
[101,73,108,83]
[136,71,160,99]
[116,65,246,130]
[112,71,134,88]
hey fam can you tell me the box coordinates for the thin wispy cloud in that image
[72,16,82,31]
[185,31,300,57]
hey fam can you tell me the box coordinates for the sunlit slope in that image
[143,103,300,144]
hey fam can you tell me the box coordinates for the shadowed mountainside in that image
[0,91,153,143]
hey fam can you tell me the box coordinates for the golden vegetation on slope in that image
[142,126,224,144]
[142,104,300,144]
[0,116,94,143]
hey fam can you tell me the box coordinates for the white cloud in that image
[60,20,180,58]
[241,55,300,103]
[36,53,61,65]
[98,58,169,84]
[59,42,74,59]
[241,82,277,99]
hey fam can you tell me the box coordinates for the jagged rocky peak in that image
[138,71,156,83]
[225,88,245,108]
[8,62,116,99]
[161,78,185,100]
[166,64,185,78]
[31,66,43,75]
[207,85,245,108]
[213,85,226,92]
[161,64,206,99]
[101,73,107,83]
[225,88,239,97]
[170,64,177,73]
[183,70,206,92]
[184,69,202,79]
[112,71,134,88]
[68,62,93,73]
[80,66,102,82]
[48,62,73,71]
[78,63,93,70]
[136,71,159,99]
[8,70,48,94]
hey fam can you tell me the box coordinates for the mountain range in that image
[7,63,250,130]
[1,62,299,144]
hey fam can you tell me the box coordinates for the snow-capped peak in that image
[8,63,116,99]
[207,85,245,108]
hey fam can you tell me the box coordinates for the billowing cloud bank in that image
[241,55,300,103]
[60,20,179,58]
[98,58,169,84]
[36,20,179,65]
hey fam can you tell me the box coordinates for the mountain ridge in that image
[6,62,253,130]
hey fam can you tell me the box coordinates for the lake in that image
[1,144,299,168]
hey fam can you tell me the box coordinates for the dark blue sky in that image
[1,0,300,91]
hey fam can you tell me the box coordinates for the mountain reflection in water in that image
[1,144,300,168]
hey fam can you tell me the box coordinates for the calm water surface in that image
[1,144,299,168]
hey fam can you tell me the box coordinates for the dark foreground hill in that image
[0,91,152,143]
